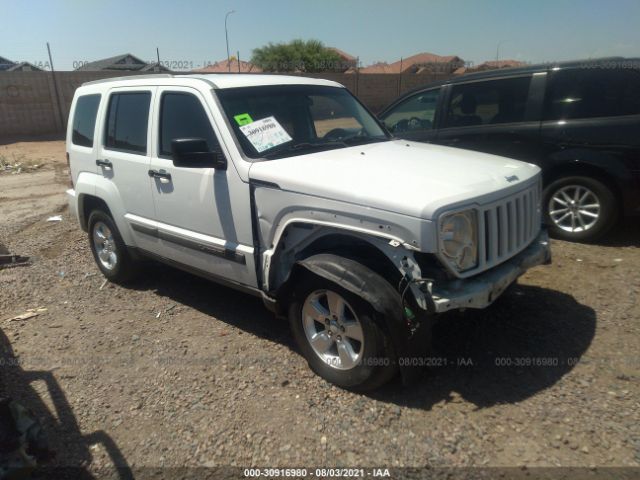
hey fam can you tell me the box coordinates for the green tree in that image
[251,39,344,73]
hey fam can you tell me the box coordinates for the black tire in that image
[543,176,618,242]
[288,265,398,391]
[88,210,138,283]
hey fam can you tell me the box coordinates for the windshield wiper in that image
[262,141,348,159]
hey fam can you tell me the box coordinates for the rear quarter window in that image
[71,94,101,147]
[543,68,640,120]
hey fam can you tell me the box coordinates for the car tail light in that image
[66,152,74,188]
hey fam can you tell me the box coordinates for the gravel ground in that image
[0,140,639,476]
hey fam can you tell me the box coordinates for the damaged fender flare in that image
[294,253,429,384]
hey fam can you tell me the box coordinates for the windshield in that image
[216,85,389,160]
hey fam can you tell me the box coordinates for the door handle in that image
[148,169,172,184]
[96,159,112,170]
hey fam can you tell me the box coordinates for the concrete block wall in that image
[0,71,452,140]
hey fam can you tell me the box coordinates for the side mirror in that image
[171,138,227,170]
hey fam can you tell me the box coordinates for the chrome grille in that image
[477,182,541,271]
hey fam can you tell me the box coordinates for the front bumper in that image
[430,229,551,313]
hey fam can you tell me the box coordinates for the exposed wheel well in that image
[80,195,112,232]
[272,231,403,309]
[300,234,402,283]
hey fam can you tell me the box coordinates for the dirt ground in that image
[0,139,638,475]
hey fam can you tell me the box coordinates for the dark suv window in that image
[443,76,531,128]
[381,89,440,133]
[72,94,101,147]
[543,68,640,121]
[159,92,218,156]
[105,92,151,154]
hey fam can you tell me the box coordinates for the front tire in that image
[88,210,138,283]
[543,176,618,242]
[288,267,398,391]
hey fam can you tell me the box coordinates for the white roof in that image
[187,73,343,89]
[82,73,344,89]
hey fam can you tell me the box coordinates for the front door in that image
[380,88,442,143]
[146,87,256,287]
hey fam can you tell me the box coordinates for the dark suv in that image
[379,58,640,242]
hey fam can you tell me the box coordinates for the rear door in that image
[538,66,640,212]
[435,74,543,162]
[379,87,443,143]
[97,87,157,251]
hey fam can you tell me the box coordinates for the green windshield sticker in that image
[234,113,253,126]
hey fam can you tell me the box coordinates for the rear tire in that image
[543,176,618,242]
[288,266,398,391]
[88,210,138,283]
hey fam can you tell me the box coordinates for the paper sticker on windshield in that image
[239,116,292,153]
[234,113,253,126]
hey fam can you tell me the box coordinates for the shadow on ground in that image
[597,218,640,248]
[131,265,291,347]
[0,328,133,479]
[373,282,596,408]
[132,264,596,410]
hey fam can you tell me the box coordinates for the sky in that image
[2,0,639,71]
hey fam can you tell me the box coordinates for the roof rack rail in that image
[82,73,174,86]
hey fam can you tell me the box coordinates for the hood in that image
[248,140,541,219]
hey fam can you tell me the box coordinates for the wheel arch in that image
[78,194,112,232]
[76,175,134,245]
[270,226,406,306]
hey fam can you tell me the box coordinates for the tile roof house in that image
[0,56,44,72]
[193,48,356,74]
[328,47,358,71]
[192,59,262,73]
[360,52,464,74]
[75,53,171,72]
[474,59,527,71]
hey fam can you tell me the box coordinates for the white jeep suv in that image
[66,73,551,390]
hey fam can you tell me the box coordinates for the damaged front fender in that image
[296,253,434,385]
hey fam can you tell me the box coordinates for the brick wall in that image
[0,71,452,140]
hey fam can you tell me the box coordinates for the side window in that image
[159,92,218,156]
[442,77,531,128]
[381,89,440,133]
[543,68,640,121]
[105,92,151,154]
[72,94,101,147]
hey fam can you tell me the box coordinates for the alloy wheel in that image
[93,221,118,270]
[301,289,365,370]
[548,185,601,233]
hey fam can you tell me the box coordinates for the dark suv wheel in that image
[88,210,138,283]
[288,263,398,391]
[543,176,618,242]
